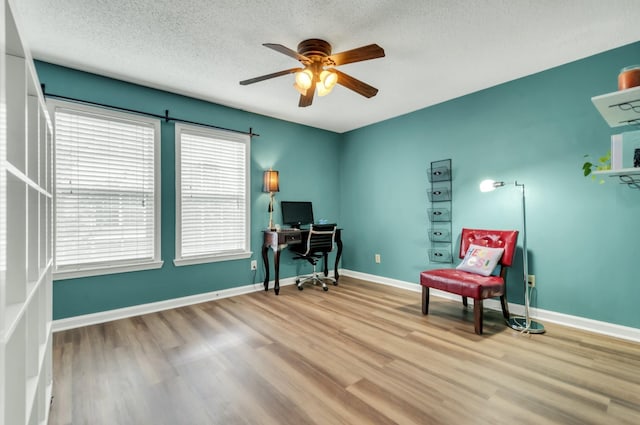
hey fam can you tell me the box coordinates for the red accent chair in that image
[420,228,519,335]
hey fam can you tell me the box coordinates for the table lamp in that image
[263,169,279,230]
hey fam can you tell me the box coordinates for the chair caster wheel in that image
[323,286,328,292]
[298,285,303,291]
[295,279,300,284]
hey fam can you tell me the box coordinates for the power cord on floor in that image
[251,259,266,291]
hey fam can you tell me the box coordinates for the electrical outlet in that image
[250,260,257,270]
[527,274,536,287]
[375,254,381,264]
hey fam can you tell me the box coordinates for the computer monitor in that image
[281,201,314,228]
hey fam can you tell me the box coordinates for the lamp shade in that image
[295,69,313,89]
[317,70,338,96]
[293,69,313,95]
[263,169,279,193]
[323,70,338,88]
[479,179,505,192]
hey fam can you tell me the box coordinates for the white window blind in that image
[175,123,250,266]
[51,100,162,278]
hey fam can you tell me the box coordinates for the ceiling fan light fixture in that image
[240,39,384,107]
[317,69,338,96]
[294,69,313,90]
[317,82,330,96]
[319,69,338,89]
[317,80,334,96]
[293,82,307,96]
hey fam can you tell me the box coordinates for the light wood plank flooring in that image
[48,277,640,425]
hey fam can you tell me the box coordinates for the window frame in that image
[174,122,251,267]
[49,99,163,279]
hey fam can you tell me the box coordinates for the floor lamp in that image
[479,179,545,334]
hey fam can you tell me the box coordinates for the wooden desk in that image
[262,228,343,295]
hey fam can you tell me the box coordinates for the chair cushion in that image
[420,269,505,300]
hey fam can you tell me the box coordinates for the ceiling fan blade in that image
[299,80,316,107]
[263,43,310,63]
[327,44,385,66]
[239,68,301,85]
[333,70,378,98]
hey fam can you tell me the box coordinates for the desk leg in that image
[334,237,343,284]
[273,250,281,295]
[262,245,270,291]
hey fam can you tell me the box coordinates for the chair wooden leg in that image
[462,296,468,307]
[473,299,483,335]
[500,295,510,320]
[421,286,429,315]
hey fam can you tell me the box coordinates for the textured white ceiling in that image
[12,0,640,133]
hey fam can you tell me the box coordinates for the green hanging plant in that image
[582,151,611,183]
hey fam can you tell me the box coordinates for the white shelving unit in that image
[1,1,54,424]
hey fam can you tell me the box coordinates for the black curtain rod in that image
[41,84,259,137]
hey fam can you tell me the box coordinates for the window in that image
[174,123,250,266]
[50,100,162,278]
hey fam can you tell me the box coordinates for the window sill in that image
[173,251,252,267]
[54,260,164,280]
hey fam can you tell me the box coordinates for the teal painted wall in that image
[339,42,640,329]
[39,41,640,329]
[35,62,342,319]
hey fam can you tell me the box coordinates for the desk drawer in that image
[279,232,301,244]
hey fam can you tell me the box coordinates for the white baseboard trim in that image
[53,269,640,343]
[341,269,640,343]
[52,277,298,332]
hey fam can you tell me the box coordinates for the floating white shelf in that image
[592,86,640,128]
[593,168,640,189]
[592,167,640,177]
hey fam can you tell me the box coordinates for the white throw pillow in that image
[456,244,504,277]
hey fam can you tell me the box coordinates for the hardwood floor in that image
[48,277,640,425]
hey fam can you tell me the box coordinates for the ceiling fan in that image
[239,39,385,107]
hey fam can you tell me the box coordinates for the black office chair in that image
[292,224,337,291]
